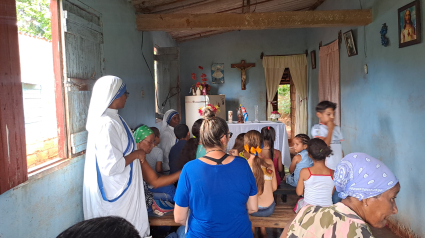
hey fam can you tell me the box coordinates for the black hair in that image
[261,126,275,159]
[294,134,310,145]
[315,100,337,113]
[307,138,333,161]
[178,138,198,169]
[56,216,141,238]
[174,124,189,139]
[192,119,204,139]
[150,127,160,138]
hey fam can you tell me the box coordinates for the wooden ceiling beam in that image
[175,30,233,42]
[136,10,373,31]
[136,0,216,14]
[132,0,179,7]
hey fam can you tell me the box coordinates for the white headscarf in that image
[86,76,126,131]
[161,109,179,131]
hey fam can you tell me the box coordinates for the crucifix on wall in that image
[231,60,255,90]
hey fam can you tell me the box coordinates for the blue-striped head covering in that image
[334,153,399,201]
[166,110,178,125]
[110,83,127,105]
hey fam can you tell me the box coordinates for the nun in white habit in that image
[82,76,150,236]
[159,109,180,173]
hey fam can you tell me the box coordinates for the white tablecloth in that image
[227,121,291,167]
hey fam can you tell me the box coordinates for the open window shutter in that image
[60,0,103,157]
[154,47,181,115]
[0,0,28,194]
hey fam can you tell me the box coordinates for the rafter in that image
[136,10,372,31]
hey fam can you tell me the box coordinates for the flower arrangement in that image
[191,66,211,95]
[269,111,281,121]
[198,104,220,116]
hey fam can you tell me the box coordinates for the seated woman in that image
[159,109,181,174]
[228,133,247,158]
[134,125,178,203]
[281,153,400,238]
[246,130,277,238]
[173,108,258,238]
[192,118,206,158]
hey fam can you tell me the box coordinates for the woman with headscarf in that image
[281,153,400,238]
[83,76,179,237]
[159,109,180,174]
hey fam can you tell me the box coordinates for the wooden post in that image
[136,10,373,31]
[51,0,67,159]
[0,0,28,194]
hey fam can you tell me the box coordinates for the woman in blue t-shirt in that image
[174,107,258,238]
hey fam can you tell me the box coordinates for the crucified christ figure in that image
[231,60,255,90]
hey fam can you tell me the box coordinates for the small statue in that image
[380,23,389,47]
[237,106,244,124]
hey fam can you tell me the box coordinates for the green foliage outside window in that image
[278,85,290,115]
[16,0,51,40]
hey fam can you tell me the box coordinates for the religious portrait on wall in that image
[343,30,358,57]
[398,0,421,48]
[211,63,224,84]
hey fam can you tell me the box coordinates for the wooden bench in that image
[149,204,295,228]
[273,182,297,202]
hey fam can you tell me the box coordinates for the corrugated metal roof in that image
[132,0,325,42]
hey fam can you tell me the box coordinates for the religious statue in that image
[237,105,244,124]
[231,60,255,90]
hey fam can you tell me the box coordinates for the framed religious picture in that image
[310,50,316,69]
[398,0,421,48]
[343,30,358,57]
[211,63,224,84]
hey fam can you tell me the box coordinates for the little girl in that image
[260,126,283,186]
[294,138,334,213]
[286,134,313,187]
[228,133,247,158]
[245,130,277,238]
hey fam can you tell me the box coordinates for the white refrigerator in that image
[185,95,226,134]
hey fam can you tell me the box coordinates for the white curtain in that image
[263,55,308,134]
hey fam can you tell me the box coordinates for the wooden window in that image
[0,0,28,194]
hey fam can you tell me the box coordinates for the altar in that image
[227,121,291,167]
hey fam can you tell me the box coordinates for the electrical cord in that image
[141,31,161,112]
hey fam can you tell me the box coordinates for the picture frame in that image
[398,0,421,48]
[211,63,224,84]
[343,30,358,57]
[310,50,316,69]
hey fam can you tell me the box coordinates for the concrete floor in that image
[254,194,400,238]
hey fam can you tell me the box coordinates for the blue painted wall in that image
[178,29,307,124]
[307,0,425,236]
[0,0,174,237]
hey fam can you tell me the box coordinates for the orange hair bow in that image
[244,145,262,156]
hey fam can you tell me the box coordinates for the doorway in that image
[271,68,296,144]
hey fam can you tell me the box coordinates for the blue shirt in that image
[174,157,257,238]
[169,140,187,174]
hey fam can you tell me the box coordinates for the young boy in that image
[146,127,163,174]
[311,101,343,170]
[169,124,190,175]
[311,101,343,203]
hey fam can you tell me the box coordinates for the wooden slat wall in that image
[0,0,28,194]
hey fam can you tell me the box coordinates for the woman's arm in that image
[246,194,258,214]
[289,155,301,174]
[155,161,163,173]
[174,204,189,225]
[140,160,181,188]
[296,168,308,196]
[124,150,146,166]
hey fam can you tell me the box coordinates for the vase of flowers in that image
[269,111,281,122]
